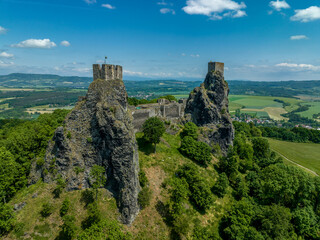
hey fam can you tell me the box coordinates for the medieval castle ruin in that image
[93,61,225,131]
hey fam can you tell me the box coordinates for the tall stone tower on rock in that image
[30,63,140,224]
[184,61,234,154]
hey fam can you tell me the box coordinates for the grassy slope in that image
[7,131,230,240]
[268,138,320,176]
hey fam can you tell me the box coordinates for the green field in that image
[298,102,320,119]
[268,138,320,176]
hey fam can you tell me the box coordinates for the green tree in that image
[90,165,106,201]
[40,202,53,218]
[0,147,19,203]
[180,122,198,140]
[58,215,78,240]
[53,176,66,198]
[180,136,212,166]
[142,117,165,153]
[0,204,15,236]
[60,198,71,217]
[212,172,229,198]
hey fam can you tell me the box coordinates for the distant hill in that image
[1,73,320,98]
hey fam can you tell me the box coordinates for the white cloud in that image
[269,0,290,11]
[181,53,186,56]
[12,39,57,49]
[60,40,71,47]
[291,6,320,22]
[0,26,7,34]
[276,63,320,71]
[102,4,116,9]
[157,1,168,5]
[290,35,308,40]
[160,8,176,14]
[182,0,247,20]
[191,54,200,57]
[0,52,14,58]
[84,0,96,4]
[0,60,14,68]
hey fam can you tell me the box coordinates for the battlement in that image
[93,64,123,81]
[208,61,224,76]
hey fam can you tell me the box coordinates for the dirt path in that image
[272,149,319,176]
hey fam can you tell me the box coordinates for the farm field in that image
[228,95,300,120]
[268,138,320,176]
[26,105,74,114]
[298,102,320,119]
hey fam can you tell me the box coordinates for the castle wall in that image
[208,62,224,76]
[131,101,186,131]
[93,64,123,81]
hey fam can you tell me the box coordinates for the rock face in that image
[31,65,140,224]
[184,62,234,154]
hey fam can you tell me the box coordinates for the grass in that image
[298,102,320,119]
[268,138,320,176]
[7,181,119,240]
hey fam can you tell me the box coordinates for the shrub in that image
[80,189,95,206]
[40,202,53,218]
[78,220,131,240]
[138,187,152,209]
[87,137,92,143]
[142,117,165,153]
[59,215,78,240]
[139,170,148,188]
[0,204,15,236]
[180,122,198,140]
[53,177,66,198]
[66,131,71,139]
[82,202,101,230]
[212,172,229,198]
[180,136,212,166]
[74,166,85,175]
[36,158,45,167]
[60,198,70,217]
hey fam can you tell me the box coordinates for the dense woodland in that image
[0,110,319,239]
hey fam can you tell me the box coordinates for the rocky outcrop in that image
[30,68,140,224]
[184,63,234,155]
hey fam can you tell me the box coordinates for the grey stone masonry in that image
[93,64,123,81]
[208,61,224,76]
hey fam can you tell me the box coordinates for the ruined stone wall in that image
[131,101,186,130]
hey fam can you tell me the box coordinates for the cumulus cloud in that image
[290,35,308,40]
[0,52,14,58]
[102,4,116,9]
[160,8,176,14]
[291,6,320,22]
[269,0,290,11]
[0,60,14,67]
[276,63,320,71]
[182,0,247,20]
[12,39,57,49]
[0,26,7,34]
[60,40,71,47]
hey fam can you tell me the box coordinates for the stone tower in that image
[93,64,123,81]
[208,61,224,76]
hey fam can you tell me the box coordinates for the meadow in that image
[268,138,320,176]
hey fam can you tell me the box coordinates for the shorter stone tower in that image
[93,64,123,81]
[208,61,224,76]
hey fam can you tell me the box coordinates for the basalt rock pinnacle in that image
[30,64,140,224]
[184,62,234,155]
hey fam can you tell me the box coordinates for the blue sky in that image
[1,0,320,81]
